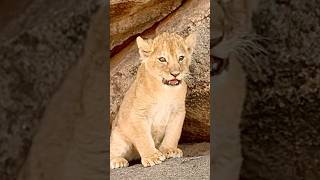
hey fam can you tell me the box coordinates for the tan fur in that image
[110,32,197,169]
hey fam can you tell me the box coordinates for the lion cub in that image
[110,32,197,169]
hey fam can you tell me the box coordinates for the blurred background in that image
[213,0,320,180]
[0,0,107,180]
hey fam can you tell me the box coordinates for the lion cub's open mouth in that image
[162,78,181,86]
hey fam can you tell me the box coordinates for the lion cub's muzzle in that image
[162,72,182,86]
[162,78,181,86]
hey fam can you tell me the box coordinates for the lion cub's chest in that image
[149,96,178,147]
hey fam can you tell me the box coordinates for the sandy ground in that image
[110,156,209,180]
[111,143,210,180]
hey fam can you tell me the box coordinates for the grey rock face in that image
[240,0,320,179]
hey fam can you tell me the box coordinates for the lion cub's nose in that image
[170,72,180,77]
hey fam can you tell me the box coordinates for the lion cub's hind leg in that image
[110,128,132,169]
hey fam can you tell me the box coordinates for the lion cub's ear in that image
[136,36,152,59]
[185,32,198,54]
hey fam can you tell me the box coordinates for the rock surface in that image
[0,0,100,179]
[240,0,320,179]
[110,0,183,50]
[110,0,210,142]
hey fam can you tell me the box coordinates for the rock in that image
[110,143,210,180]
[0,0,100,179]
[110,0,183,50]
[110,0,210,142]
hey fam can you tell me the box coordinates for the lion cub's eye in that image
[158,57,167,62]
[178,56,184,62]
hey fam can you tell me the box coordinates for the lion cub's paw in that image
[110,157,129,169]
[160,147,183,159]
[141,150,165,167]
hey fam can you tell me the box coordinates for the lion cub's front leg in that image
[127,119,165,167]
[159,110,185,159]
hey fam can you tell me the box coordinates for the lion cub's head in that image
[136,32,197,86]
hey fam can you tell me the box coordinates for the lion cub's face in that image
[136,32,197,86]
